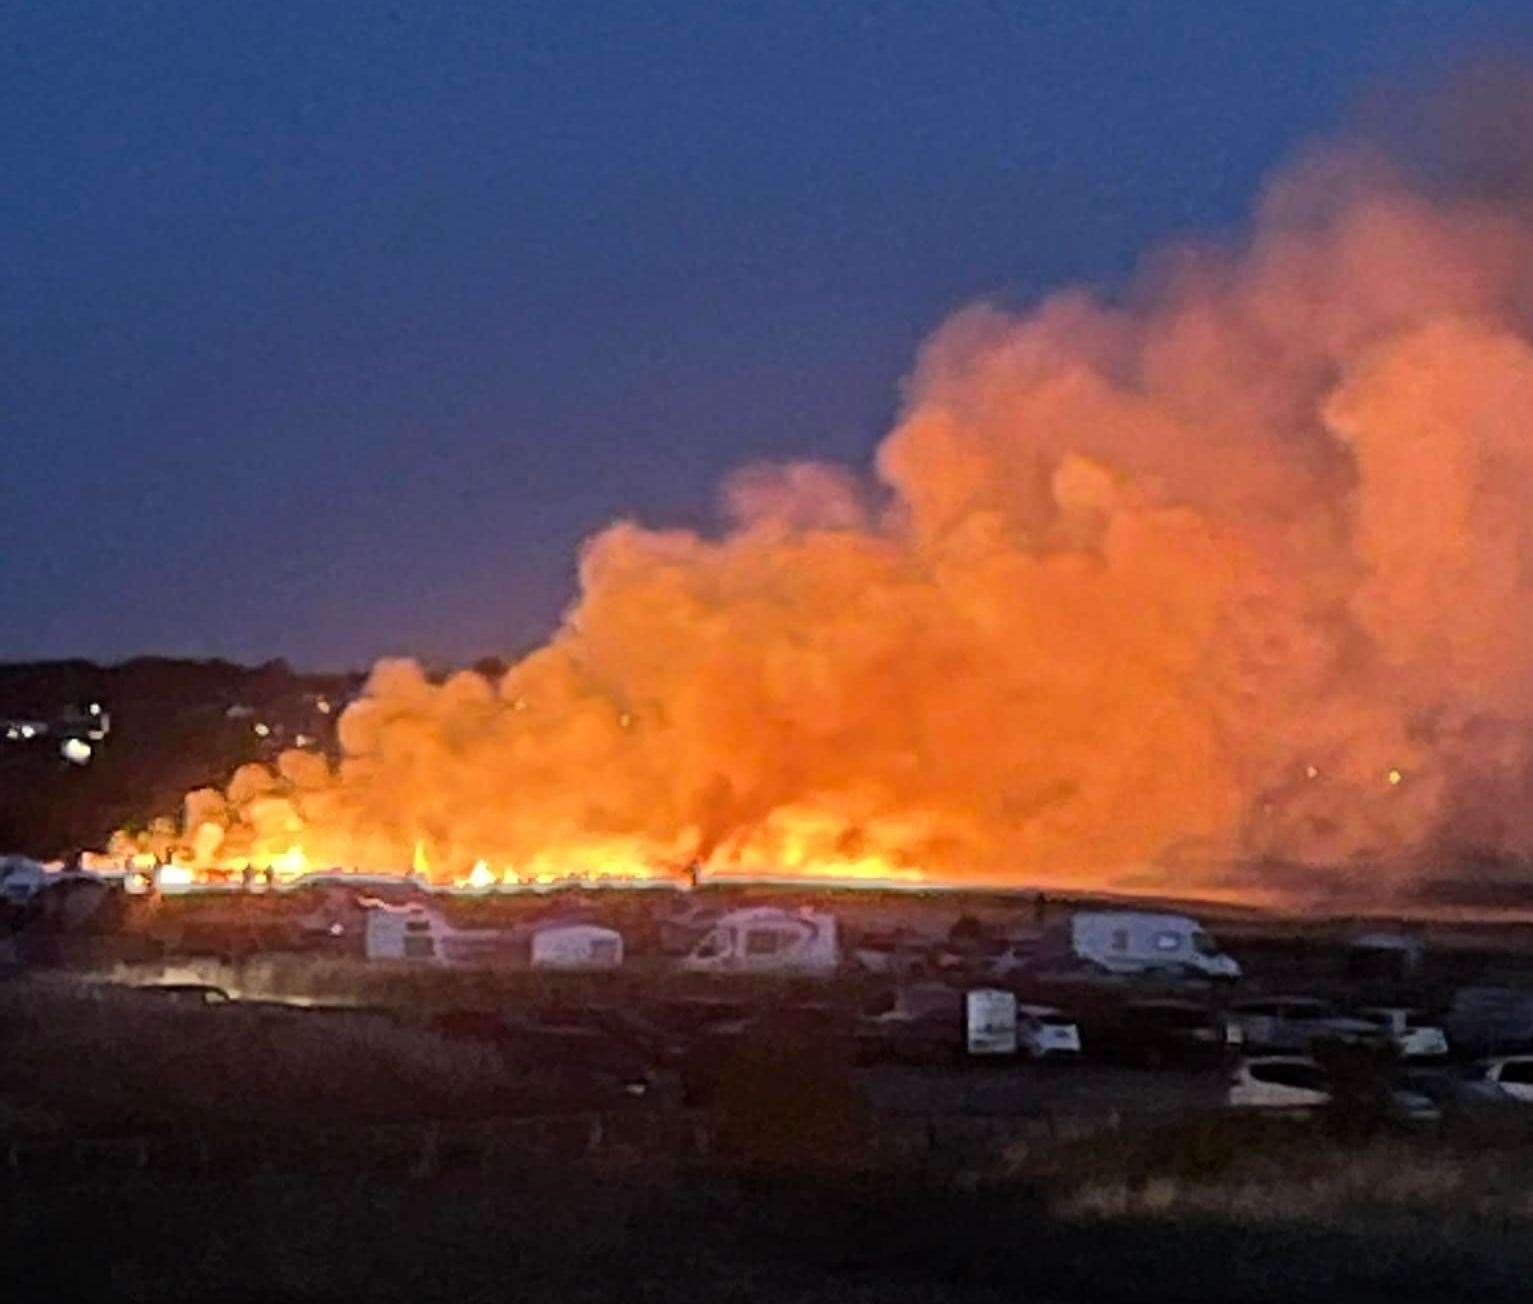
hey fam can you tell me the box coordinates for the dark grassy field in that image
[11,1121,1533,1304]
[0,978,590,1136]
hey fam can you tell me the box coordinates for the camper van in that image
[363,901,520,967]
[679,906,839,976]
[1064,910,1240,981]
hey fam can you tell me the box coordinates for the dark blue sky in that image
[5,2,1531,669]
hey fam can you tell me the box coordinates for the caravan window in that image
[745,929,786,956]
[1153,931,1183,952]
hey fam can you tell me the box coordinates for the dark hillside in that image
[0,658,362,857]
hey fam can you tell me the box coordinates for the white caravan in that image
[680,907,839,976]
[363,901,519,966]
[530,923,624,972]
[1065,910,1240,980]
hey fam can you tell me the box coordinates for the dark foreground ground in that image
[10,1143,1533,1304]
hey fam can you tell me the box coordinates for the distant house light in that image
[61,738,92,765]
[88,702,102,716]
[253,722,271,738]
[295,733,313,747]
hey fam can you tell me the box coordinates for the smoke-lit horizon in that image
[112,71,1533,901]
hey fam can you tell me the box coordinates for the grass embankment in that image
[0,979,547,1137]
[0,971,854,1138]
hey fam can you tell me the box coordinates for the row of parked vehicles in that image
[100,972,1533,1122]
[860,984,1454,1067]
[1228,1053,1533,1118]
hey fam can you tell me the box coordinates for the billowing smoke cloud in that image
[120,89,1533,900]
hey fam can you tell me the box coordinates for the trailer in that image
[530,923,624,971]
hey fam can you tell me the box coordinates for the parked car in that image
[1229,997,1385,1054]
[1087,998,1240,1067]
[1227,1055,1330,1111]
[1465,1056,1533,1104]
[1355,1007,1450,1059]
[852,928,935,976]
[856,982,964,1065]
[1229,1056,1440,1121]
[1395,1066,1511,1115]
[130,982,234,1006]
[1016,1004,1081,1059]
[1442,987,1533,1058]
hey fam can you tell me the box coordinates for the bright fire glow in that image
[267,845,310,879]
[95,110,1533,905]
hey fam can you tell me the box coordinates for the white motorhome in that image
[363,901,520,966]
[1064,910,1240,980]
[680,906,839,976]
[530,923,624,972]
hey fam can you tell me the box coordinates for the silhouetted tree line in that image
[0,657,363,859]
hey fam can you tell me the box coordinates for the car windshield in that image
[1192,930,1221,957]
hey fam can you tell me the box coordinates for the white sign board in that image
[966,988,1018,1056]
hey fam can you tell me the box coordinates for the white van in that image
[1066,911,1240,980]
[680,907,839,976]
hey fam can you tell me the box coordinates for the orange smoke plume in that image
[114,103,1533,900]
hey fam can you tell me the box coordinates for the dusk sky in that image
[7,1,1533,670]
